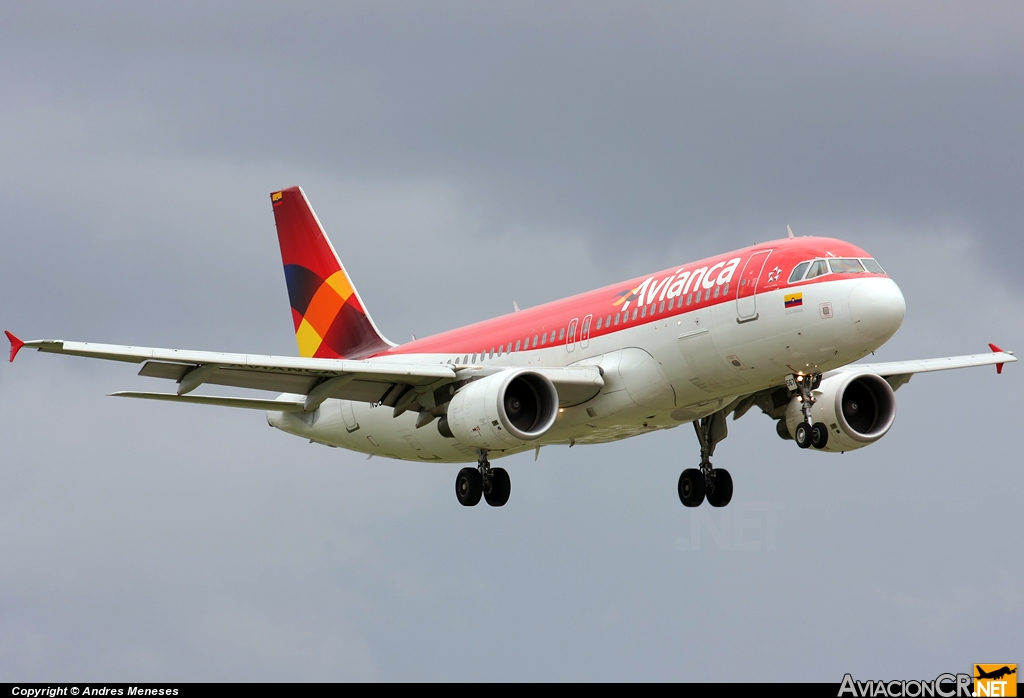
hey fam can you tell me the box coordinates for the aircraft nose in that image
[849,277,905,341]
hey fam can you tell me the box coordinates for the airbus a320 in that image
[7,187,1015,508]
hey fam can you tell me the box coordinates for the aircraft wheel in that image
[706,469,733,507]
[794,421,813,449]
[456,467,483,506]
[678,468,706,507]
[484,467,511,507]
[811,422,829,449]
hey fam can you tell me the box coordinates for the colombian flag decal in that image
[784,292,803,308]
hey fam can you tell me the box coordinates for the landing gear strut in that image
[455,450,511,507]
[789,373,828,450]
[679,411,733,508]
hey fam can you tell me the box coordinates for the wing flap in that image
[110,392,306,411]
[138,361,191,380]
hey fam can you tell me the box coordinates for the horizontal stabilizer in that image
[110,392,306,412]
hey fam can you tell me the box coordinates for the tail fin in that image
[270,187,393,359]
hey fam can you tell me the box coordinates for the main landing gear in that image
[789,373,829,450]
[679,411,734,508]
[455,450,511,507]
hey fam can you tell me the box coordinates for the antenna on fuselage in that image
[787,225,795,239]
[513,301,521,312]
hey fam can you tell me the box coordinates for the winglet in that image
[989,343,1005,374]
[5,331,24,363]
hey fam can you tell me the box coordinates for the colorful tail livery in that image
[271,187,393,359]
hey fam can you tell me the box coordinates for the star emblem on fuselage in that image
[767,266,782,283]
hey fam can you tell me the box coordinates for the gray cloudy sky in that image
[1,1,1022,681]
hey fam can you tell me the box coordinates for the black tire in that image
[456,467,483,506]
[794,421,813,449]
[678,468,706,507]
[811,422,829,449]
[706,469,733,507]
[484,467,511,507]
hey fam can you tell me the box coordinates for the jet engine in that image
[441,369,560,450]
[785,371,897,452]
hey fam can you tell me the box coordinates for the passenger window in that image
[829,258,865,274]
[667,298,674,310]
[805,260,829,279]
[507,343,512,354]
[713,286,719,299]
[862,258,885,274]
[686,293,692,306]
[490,347,495,358]
[514,341,520,352]
[540,333,546,346]
[613,314,620,326]
[705,288,711,301]
[582,319,590,333]
[631,308,637,320]
[596,317,602,330]
[659,300,665,313]
[605,315,611,328]
[532,335,539,348]
[640,306,646,318]
[559,328,565,340]
[723,283,729,296]
[463,355,468,363]
[788,262,810,283]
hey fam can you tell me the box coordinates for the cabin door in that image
[736,250,773,322]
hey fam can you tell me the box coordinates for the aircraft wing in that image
[831,344,1016,390]
[723,345,1015,423]
[6,334,603,412]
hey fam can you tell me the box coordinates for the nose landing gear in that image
[679,411,734,508]
[789,373,829,450]
[455,450,511,507]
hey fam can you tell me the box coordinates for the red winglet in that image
[5,331,25,363]
[989,343,1004,374]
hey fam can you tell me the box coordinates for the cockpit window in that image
[862,258,885,274]
[805,259,829,279]
[788,262,811,283]
[828,258,865,274]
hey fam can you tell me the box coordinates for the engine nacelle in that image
[785,371,897,452]
[445,369,560,450]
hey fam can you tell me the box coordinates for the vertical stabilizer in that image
[270,187,393,359]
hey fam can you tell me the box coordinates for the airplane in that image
[975,666,1017,681]
[5,187,1016,508]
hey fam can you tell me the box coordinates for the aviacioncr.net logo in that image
[838,673,974,698]
[974,665,1017,697]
